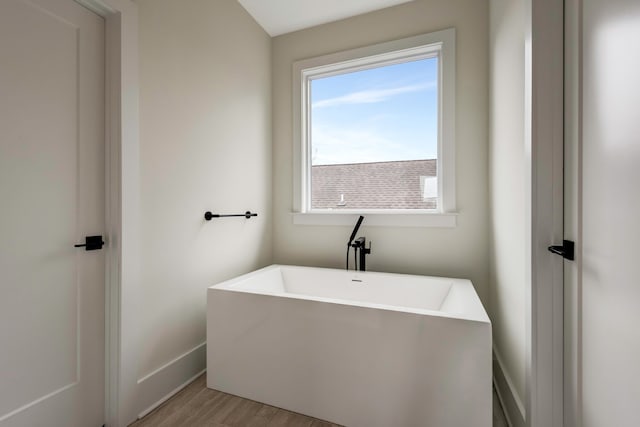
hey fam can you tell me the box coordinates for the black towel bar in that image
[204,211,257,221]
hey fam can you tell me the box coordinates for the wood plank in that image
[155,387,225,426]
[493,388,509,427]
[131,375,208,427]
[244,404,280,427]
[204,396,262,427]
[129,374,507,427]
[184,392,243,426]
[310,419,341,427]
[268,409,314,427]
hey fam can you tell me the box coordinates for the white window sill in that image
[292,211,458,228]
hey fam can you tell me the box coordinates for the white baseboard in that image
[493,348,525,427]
[135,342,206,419]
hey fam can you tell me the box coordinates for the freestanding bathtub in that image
[207,265,491,427]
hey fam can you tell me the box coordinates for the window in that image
[293,29,456,227]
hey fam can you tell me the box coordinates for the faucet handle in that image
[351,236,365,248]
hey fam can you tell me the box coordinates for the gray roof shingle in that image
[311,159,437,210]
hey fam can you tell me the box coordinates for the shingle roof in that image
[311,159,437,210]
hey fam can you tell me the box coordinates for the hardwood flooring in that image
[130,374,510,427]
[492,387,509,427]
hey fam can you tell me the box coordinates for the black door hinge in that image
[548,239,575,261]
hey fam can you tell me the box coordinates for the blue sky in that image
[310,57,438,165]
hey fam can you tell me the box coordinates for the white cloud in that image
[312,82,436,109]
[311,125,435,165]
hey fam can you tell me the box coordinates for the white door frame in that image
[563,0,582,425]
[73,1,139,426]
[525,0,565,426]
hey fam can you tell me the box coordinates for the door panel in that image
[0,0,105,425]
[582,0,640,426]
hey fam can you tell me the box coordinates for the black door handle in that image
[547,239,574,261]
[74,235,104,251]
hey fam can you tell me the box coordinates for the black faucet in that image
[351,236,372,271]
[346,216,372,271]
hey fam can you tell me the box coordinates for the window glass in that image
[292,29,457,222]
[309,57,439,210]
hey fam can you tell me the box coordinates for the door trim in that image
[563,0,582,425]
[73,1,139,426]
[525,0,565,426]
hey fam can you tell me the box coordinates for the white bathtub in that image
[207,265,491,427]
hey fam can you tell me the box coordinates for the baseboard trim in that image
[136,342,206,419]
[137,368,205,419]
[493,349,526,427]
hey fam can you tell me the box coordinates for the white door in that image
[578,0,640,426]
[0,0,105,426]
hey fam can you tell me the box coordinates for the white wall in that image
[272,0,490,304]
[134,0,272,419]
[488,0,526,422]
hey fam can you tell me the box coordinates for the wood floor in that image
[130,374,510,427]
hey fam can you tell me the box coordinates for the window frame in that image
[292,29,457,227]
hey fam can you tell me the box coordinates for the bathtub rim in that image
[208,264,490,324]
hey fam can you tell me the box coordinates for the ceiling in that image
[237,0,414,37]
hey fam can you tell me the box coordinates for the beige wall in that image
[136,0,272,383]
[272,0,490,303]
[489,0,526,414]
